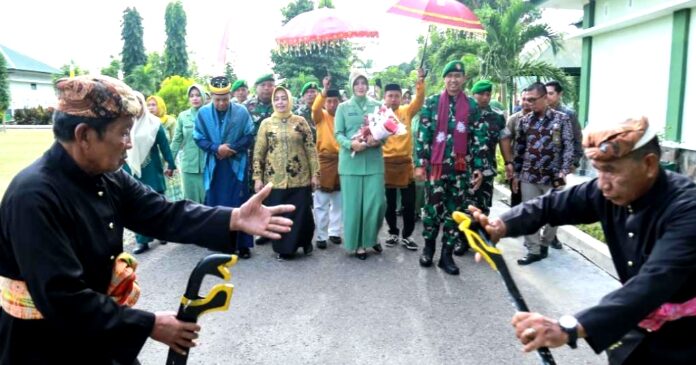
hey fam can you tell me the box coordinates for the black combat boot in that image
[419,239,436,267]
[437,242,460,275]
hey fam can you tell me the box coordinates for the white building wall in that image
[594,0,665,25]
[8,71,57,112]
[588,15,672,135]
[680,7,696,149]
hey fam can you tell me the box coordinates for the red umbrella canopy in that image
[276,8,379,50]
[387,0,484,33]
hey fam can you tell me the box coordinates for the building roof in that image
[0,44,61,75]
[530,0,582,10]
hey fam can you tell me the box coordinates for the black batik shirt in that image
[0,142,232,364]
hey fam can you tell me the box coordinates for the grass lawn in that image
[0,129,55,198]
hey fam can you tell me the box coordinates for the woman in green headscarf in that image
[170,84,207,203]
[253,86,319,260]
[334,71,386,260]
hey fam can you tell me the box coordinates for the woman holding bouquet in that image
[334,72,386,260]
[253,86,319,260]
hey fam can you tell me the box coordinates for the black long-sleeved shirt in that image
[0,142,232,364]
[501,169,696,363]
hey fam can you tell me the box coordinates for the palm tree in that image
[477,0,567,109]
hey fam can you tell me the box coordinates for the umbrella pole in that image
[419,25,433,70]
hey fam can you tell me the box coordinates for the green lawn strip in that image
[0,129,55,198]
[577,222,606,243]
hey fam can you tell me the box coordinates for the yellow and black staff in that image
[166,254,237,365]
[453,211,556,365]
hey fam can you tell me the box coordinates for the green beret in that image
[301,82,319,96]
[231,80,248,93]
[441,60,465,78]
[254,73,275,86]
[471,79,493,94]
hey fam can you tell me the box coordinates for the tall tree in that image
[0,53,9,122]
[121,7,147,77]
[270,0,352,94]
[124,52,165,96]
[224,62,237,83]
[163,1,189,77]
[100,56,122,78]
[280,0,314,25]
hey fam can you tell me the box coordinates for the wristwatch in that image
[558,315,579,349]
[504,161,513,166]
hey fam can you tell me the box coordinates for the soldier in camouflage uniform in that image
[469,80,513,213]
[243,74,275,134]
[293,81,319,142]
[414,61,483,275]
[452,80,513,256]
[231,79,249,104]
[244,74,275,245]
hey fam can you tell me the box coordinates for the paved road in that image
[134,194,619,364]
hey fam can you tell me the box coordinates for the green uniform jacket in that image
[171,108,206,174]
[334,96,383,176]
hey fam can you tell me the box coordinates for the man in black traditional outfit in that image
[470,117,696,364]
[0,75,294,364]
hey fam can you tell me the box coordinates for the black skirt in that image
[264,186,315,255]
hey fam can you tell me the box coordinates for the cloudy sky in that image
[0,0,581,80]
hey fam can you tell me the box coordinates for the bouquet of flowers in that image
[351,105,407,157]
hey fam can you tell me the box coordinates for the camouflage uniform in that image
[468,106,508,213]
[293,102,317,142]
[243,96,273,190]
[416,94,482,247]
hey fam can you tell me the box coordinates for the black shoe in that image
[437,243,460,275]
[373,243,383,253]
[540,245,549,258]
[239,247,251,259]
[401,237,418,251]
[453,242,468,256]
[256,237,269,245]
[317,240,327,249]
[133,243,149,254]
[419,240,435,267]
[303,244,314,256]
[385,234,399,247]
[276,253,292,261]
[356,250,367,260]
[550,237,563,249]
[329,236,342,245]
[517,253,543,265]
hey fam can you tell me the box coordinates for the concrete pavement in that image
[133,192,619,364]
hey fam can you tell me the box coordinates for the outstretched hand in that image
[230,183,295,240]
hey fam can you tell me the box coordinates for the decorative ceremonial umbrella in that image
[276,7,379,51]
[387,0,484,33]
[387,0,484,68]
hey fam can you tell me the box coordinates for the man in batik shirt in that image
[513,82,575,265]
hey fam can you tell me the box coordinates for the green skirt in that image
[339,174,386,251]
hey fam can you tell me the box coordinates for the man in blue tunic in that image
[194,76,255,258]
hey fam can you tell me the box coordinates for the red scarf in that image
[429,90,469,180]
